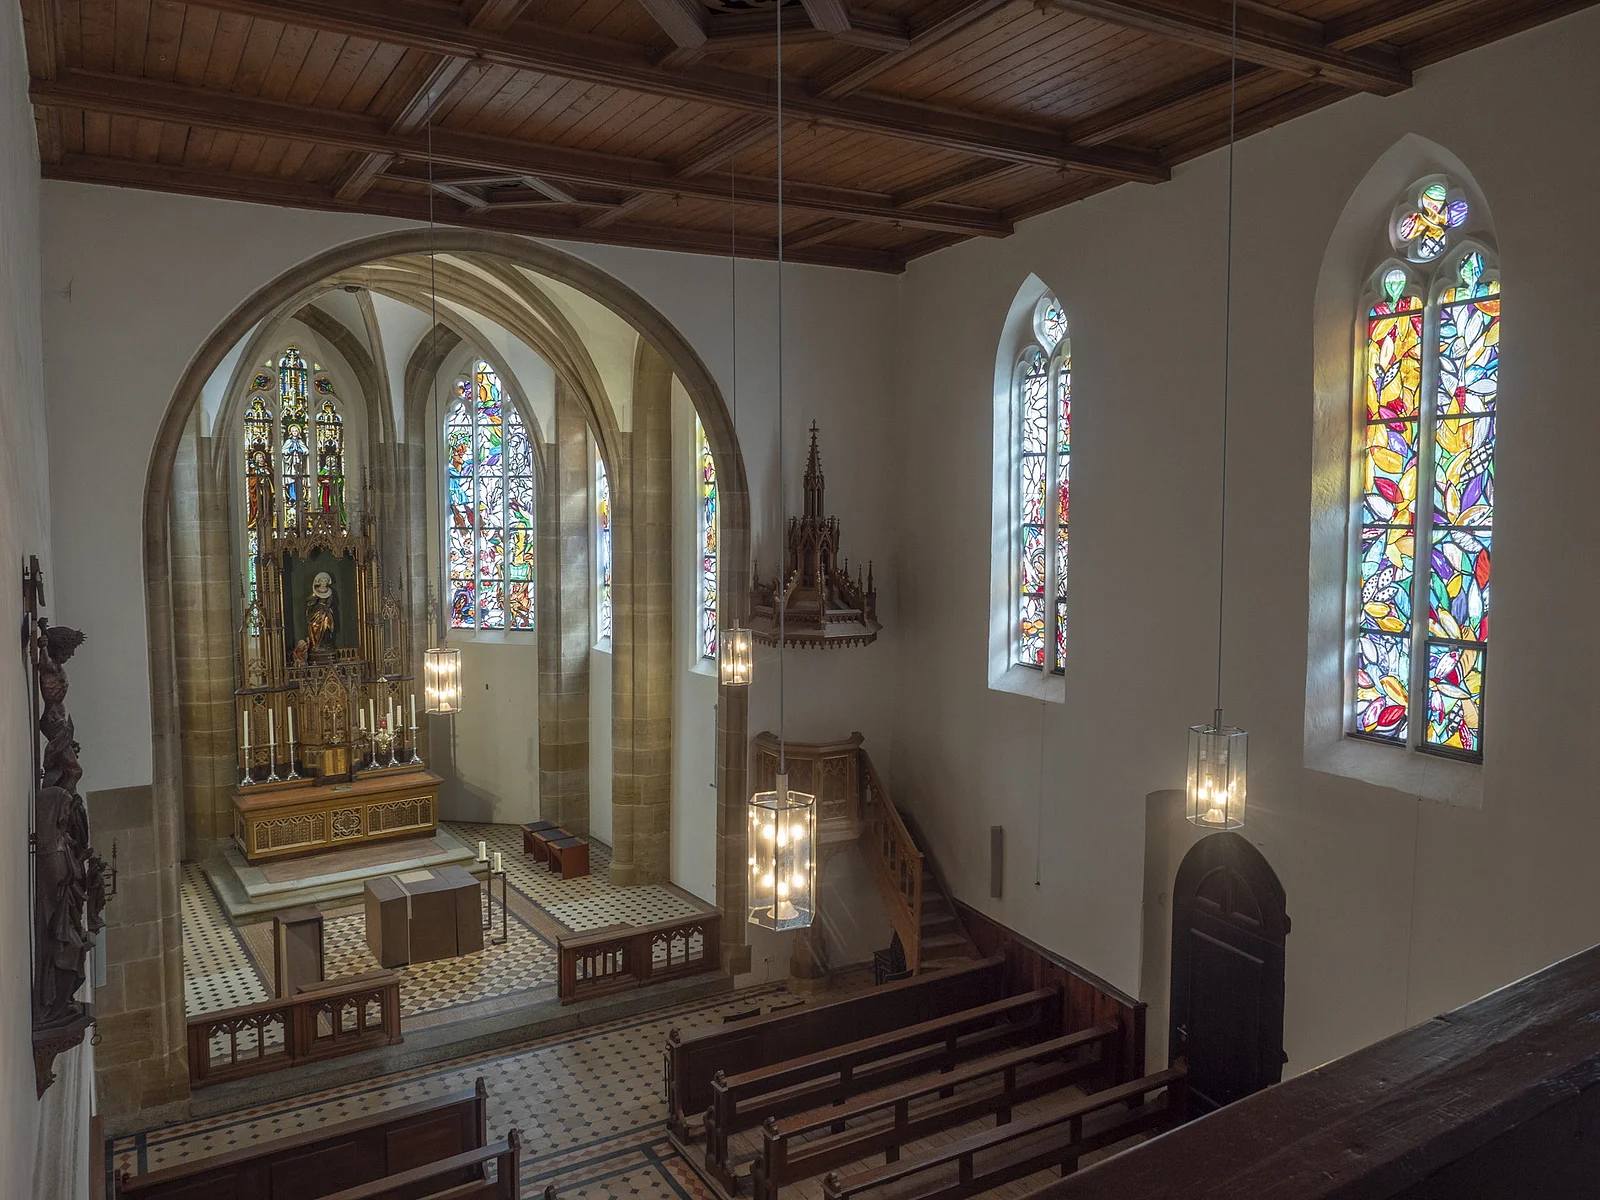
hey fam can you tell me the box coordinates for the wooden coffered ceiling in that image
[17,0,1595,272]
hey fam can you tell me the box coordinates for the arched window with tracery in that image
[596,447,612,644]
[1015,293,1071,673]
[1352,176,1497,760]
[240,345,347,607]
[446,359,535,631]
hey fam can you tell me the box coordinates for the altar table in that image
[232,767,442,863]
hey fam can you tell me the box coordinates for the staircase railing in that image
[858,754,923,971]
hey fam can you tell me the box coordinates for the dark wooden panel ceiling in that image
[17,0,1595,272]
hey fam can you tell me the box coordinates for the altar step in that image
[204,824,485,923]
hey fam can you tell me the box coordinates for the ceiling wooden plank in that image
[173,0,1167,180]
[814,0,1016,98]
[39,150,907,271]
[19,0,64,161]
[1050,0,1411,93]
[1399,0,1600,68]
[1325,0,1488,47]
[31,68,1017,235]
[801,0,852,35]
[635,0,708,48]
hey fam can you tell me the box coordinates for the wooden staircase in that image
[752,732,980,975]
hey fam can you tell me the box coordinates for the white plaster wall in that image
[2,5,90,1192]
[38,189,902,843]
[589,646,613,845]
[889,8,1600,1077]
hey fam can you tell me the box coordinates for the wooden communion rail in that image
[557,911,722,1004]
[185,968,403,1087]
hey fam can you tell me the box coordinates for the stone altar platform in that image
[203,824,484,923]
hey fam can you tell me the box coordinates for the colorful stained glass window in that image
[314,398,347,531]
[447,361,535,631]
[279,347,311,535]
[243,392,274,610]
[1016,292,1070,673]
[596,448,612,644]
[1350,179,1495,762]
[698,418,719,660]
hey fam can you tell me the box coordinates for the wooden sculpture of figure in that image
[306,570,339,664]
[34,786,91,1022]
[35,621,85,746]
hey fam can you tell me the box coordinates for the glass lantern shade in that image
[747,774,816,931]
[424,647,463,715]
[1186,713,1247,830]
[719,625,753,687]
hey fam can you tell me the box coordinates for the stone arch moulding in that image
[1304,134,1495,809]
[144,230,756,1079]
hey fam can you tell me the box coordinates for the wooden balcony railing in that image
[858,755,923,970]
[558,912,722,1005]
[186,969,403,1087]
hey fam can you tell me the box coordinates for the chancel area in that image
[5,0,1600,1198]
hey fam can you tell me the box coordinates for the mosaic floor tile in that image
[181,862,272,1016]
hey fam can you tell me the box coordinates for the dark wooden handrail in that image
[185,969,403,1087]
[557,911,720,1004]
[317,1131,522,1200]
[858,753,923,970]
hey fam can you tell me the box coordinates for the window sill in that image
[1305,731,1483,807]
[690,657,717,681]
[592,641,612,657]
[988,663,1065,704]
[451,629,537,646]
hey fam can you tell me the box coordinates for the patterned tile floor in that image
[182,823,717,1032]
[115,980,1117,1200]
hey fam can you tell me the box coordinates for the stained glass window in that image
[596,448,612,644]
[1349,178,1496,762]
[240,347,348,605]
[697,418,719,660]
[447,360,535,631]
[1016,292,1070,673]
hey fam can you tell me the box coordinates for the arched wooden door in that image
[1170,832,1289,1114]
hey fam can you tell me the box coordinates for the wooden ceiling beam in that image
[636,0,709,48]
[1325,0,1488,48]
[175,0,1165,180]
[31,69,1015,237]
[1050,0,1411,93]
[39,152,903,272]
[801,0,853,34]
[18,0,63,163]
[814,0,1016,98]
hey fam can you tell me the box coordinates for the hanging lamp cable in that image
[776,0,787,778]
[1214,0,1239,719]
[427,80,444,649]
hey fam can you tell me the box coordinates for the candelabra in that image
[265,729,281,784]
[286,729,302,780]
[408,716,424,765]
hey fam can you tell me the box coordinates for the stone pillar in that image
[171,423,242,859]
[89,783,189,1118]
[610,344,674,886]
[538,382,592,835]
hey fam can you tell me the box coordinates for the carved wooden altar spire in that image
[749,422,881,649]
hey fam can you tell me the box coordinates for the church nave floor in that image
[182,822,715,1033]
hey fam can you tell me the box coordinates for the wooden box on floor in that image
[548,835,589,879]
[273,905,325,997]
[521,821,558,857]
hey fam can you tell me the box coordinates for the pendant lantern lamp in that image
[748,772,816,931]
[747,1,815,931]
[720,626,753,687]
[424,646,462,715]
[1186,0,1249,830]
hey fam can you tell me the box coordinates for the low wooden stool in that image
[547,835,590,879]
[521,821,559,858]
[527,825,564,864]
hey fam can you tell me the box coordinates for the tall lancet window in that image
[1351,177,1497,760]
[596,448,612,644]
[447,360,536,631]
[1015,293,1071,673]
[697,417,719,660]
[240,346,347,608]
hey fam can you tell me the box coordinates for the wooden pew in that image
[753,1023,1119,1200]
[115,1078,489,1199]
[820,1065,1188,1200]
[319,1131,523,1200]
[666,956,1008,1141]
[706,986,1063,1190]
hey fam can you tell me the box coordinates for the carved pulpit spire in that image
[749,422,880,648]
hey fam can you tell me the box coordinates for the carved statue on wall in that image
[306,570,339,664]
[24,561,109,1095]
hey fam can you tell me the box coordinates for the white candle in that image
[359,707,366,732]
[388,697,394,730]
[287,706,296,743]
[243,709,250,749]
[268,709,275,744]
[369,698,376,733]
[493,850,503,873]
[477,839,488,862]
[410,694,417,729]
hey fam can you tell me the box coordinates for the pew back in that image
[666,956,1006,1136]
[115,1080,489,1200]
[318,1131,522,1200]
